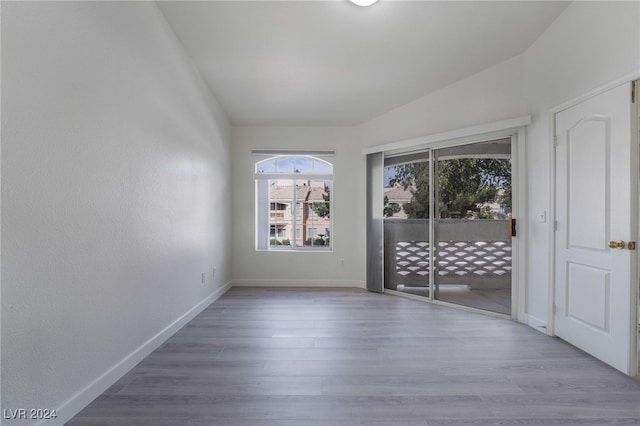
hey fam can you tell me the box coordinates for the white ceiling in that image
[158,1,570,126]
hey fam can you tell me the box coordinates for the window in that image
[270,202,287,211]
[255,155,333,250]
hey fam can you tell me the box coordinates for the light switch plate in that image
[538,210,547,223]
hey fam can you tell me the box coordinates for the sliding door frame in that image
[364,117,529,321]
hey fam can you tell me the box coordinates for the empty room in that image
[2,1,640,425]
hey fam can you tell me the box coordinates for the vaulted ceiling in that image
[158,1,570,126]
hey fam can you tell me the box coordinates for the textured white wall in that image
[360,55,527,148]
[522,0,640,327]
[1,2,231,423]
[231,126,366,288]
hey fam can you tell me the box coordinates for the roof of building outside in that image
[384,185,414,203]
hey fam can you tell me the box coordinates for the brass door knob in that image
[608,240,626,249]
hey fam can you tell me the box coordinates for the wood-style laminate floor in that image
[68,287,640,426]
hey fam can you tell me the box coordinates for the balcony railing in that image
[384,219,512,290]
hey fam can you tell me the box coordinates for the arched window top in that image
[256,156,333,176]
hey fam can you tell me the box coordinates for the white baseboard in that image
[232,279,366,289]
[47,281,233,426]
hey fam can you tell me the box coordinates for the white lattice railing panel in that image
[395,241,512,279]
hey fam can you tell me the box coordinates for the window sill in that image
[256,248,333,253]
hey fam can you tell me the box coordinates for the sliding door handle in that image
[508,215,516,240]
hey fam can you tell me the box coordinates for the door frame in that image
[548,73,640,375]
[364,116,530,321]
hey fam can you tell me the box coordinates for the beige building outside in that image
[269,179,331,247]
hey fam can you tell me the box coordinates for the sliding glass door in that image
[383,151,432,296]
[383,139,513,315]
[433,140,512,314]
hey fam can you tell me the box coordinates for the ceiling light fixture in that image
[349,0,378,7]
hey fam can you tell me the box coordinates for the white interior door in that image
[554,81,638,376]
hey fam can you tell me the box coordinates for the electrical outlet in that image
[212,267,217,278]
[201,272,206,284]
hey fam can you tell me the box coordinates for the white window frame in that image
[255,154,333,251]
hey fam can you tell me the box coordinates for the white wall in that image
[361,55,526,148]
[231,126,366,288]
[1,2,231,424]
[523,0,640,327]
